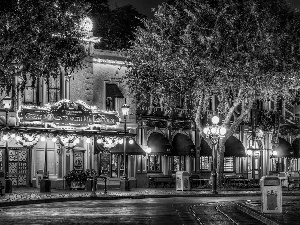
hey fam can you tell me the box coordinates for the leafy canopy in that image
[124,0,300,124]
[0,0,90,94]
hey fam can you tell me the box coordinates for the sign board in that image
[17,100,120,129]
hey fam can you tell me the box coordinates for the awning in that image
[147,132,172,155]
[106,83,124,98]
[199,136,246,157]
[273,137,293,158]
[292,138,300,158]
[224,136,246,157]
[200,139,211,156]
[172,133,195,156]
[110,139,146,155]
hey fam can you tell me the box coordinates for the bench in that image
[224,174,246,188]
[288,176,300,190]
[189,174,200,188]
[190,174,211,188]
[148,175,175,188]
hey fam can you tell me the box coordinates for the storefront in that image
[0,99,141,189]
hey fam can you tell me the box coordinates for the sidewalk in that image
[0,187,299,224]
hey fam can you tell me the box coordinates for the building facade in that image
[1,47,300,190]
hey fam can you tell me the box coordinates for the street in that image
[0,196,268,224]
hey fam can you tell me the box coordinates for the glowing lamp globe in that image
[129,139,134,144]
[119,139,123,144]
[86,138,91,143]
[211,127,217,134]
[203,127,209,135]
[272,151,277,156]
[219,127,226,136]
[146,147,151,154]
[82,17,93,32]
[3,135,8,141]
[211,115,220,125]
[121,103,130,116]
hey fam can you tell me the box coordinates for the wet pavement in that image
[0,187,299,224]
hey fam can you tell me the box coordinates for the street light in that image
[1,96,12,193]
[203,115,226,194]
[121,103,130,191]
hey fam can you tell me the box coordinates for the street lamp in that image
[1,96,12,193]
[203,115,226,194]
[121,103,130,191]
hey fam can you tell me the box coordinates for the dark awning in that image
[147,132,172,155]
[292,138,300,158]
[224,136,246,157]
[110,139,146,155]
[172,133,195,156]
[200,139,211,156]
[200,136,246,157]
[273,137,293,158]
[106,83,124,98]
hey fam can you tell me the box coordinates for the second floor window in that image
[47,77,60,103]
[24,79,37,105]
[106,83,123,111]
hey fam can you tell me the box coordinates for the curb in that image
[237,203,280,225]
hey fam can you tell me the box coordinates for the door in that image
[8,148,28,187]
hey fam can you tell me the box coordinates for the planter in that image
[70,181,86,190]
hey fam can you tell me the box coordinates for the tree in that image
[94,5,146,50]
[0,0,90,95]
[123,0,300,183]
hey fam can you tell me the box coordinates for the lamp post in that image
[203,115,226,194]
[2,96,12,193]
[121,103,130,191]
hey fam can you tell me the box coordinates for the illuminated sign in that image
[17,100,120,129]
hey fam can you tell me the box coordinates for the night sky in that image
[108,0,300,18]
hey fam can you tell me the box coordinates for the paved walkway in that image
[0,187,299,224]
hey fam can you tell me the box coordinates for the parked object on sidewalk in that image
[260,176,282,213]
[176,171,190,191]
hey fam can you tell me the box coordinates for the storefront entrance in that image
[8,148,28,186]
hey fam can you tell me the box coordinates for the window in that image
[169,156,185,172]
[200,156,211,171]
[290,158,300,171]
[47,77,60,103]
[147,155,161,172]
[224,157,234,172]
[105,83,123,111]
[24,79,37,105]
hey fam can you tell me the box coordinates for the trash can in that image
[120,177,130,191]
[176,171,190,191]
[0,172,5,195]
[260,176,282,213]
[36,170,43,188]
